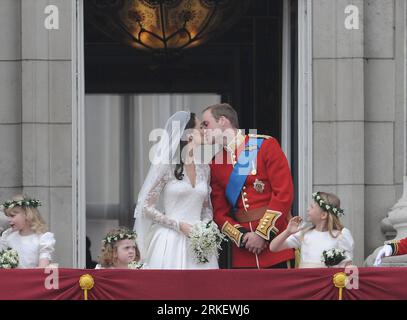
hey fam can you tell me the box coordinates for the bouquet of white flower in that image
[321,248,346,267]
[0,247,19,269]
[128,261,144,269]
[189,220,226,264]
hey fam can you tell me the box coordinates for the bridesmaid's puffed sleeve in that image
[39,232,56,261]
[0,212,9,234]
[285,232,302,249]
[0,228,12,251]
[338,228,354,261]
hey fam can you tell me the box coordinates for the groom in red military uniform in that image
[201,103,295,268]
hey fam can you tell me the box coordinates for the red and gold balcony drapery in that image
[0,267,406,300]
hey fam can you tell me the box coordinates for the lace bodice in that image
[141,164,213,232]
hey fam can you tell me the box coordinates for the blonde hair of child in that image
[302,192,344,239]
[98,226,141,268]
[4,194,48,234]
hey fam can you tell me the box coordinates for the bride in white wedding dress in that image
[134,111,219,269]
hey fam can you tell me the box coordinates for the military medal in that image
[253,179,265,193]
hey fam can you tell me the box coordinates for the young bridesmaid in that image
[96,227,143,269]
[269,192,354,268]
[0,194,55,268]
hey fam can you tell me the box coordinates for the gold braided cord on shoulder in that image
[248,134,271,140]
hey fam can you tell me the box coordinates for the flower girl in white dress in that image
[0,195,55,268]
[134,111,219,269]
[269,192,354,268]
[95,227,143,269]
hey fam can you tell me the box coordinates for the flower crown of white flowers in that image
[0,198,42,211]
[102,231,137,245]
[312,192,344,218]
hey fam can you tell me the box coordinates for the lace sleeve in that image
[201,165,214,222]
[142,164,180,231]
[39,232,56,261]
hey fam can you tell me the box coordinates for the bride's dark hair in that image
[174,112,196,180]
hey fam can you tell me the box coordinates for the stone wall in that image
[312,0,406,265]
[312,0,365,266]
[363,0,400,259]
[0,0,74,267]
[0,0,23,214]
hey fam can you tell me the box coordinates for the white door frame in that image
[281,0,313,217]
[297,0,313,217]
[72,0,86,268]
[281,0,292,162]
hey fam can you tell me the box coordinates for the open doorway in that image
[83,0,298,268]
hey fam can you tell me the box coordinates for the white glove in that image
[373,245,393,266]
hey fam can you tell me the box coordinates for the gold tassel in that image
[333,272,347,300]
[294,249,301,268]
[79,274,95,300]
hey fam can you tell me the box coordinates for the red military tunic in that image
[210,133,295,268]
[387,237,407,256]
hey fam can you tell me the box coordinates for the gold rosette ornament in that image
[333,272,347,300]
[79,274,94,300]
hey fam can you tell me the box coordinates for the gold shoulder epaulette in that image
[248,134,271,140]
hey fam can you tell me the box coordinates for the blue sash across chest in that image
[225,138,264,211]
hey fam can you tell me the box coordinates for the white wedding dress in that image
[139,163,219,269]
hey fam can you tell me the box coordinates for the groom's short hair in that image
[203,103,239,128]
